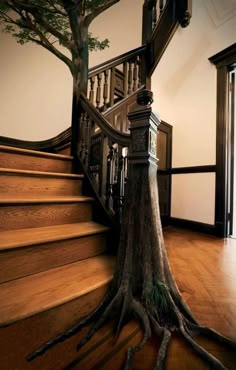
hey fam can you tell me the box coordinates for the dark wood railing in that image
[87,46,146,112]
[77,93,130,222]
[143,0,192,76]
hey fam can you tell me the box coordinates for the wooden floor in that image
[66,227,236,370]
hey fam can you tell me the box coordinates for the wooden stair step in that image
[0,195,94,204]
[0,168,84,197]
[0,145,73,173]
[0,222,110,283]
[0,196,94,231]
[0,255,115,327]
[0,222,109,250]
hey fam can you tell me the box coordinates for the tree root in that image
[27,285,236,370]
[26,288,116,361]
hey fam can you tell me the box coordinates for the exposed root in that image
[26,288,115,361]
[123,299,151,370]
[180,326,229,370]
[76,288,122,351]
[154,329,171,370]
[27,284,236,370]
[115,291,131,338]
[188,323,236,348]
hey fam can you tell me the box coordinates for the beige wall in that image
[0,0,142,140]
[153,0,236,224]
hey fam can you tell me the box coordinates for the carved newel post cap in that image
[137,89,153,106]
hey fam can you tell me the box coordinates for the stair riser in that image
[0,150,73,173]
[0,284,109,370]
[0,234,107,283]
[0,203,93,231]
[0,174,82,197]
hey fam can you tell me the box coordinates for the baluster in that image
[123,62,128,97]
[103,70,109,111]
[159,0,164,16]
[89,76,95,105]
[84,113,91,169]
[128,60,133,95]
[99,135,108,199]
[137,56,142,88]
[96,73,102,109]
[109,67,115,107]
[106,143,115,211]
[152,0,157,28]
[133,58,138,92]
[115,145,125,222]
[79,113,86,160]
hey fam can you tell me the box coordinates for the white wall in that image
[153,0,236,224]
[0,0,143,141]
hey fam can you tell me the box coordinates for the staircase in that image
[0,1,192,368]
[0,145,115,369]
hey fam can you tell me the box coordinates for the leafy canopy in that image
[0,0,119,73]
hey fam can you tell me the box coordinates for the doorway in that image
[229,67,236,236]
[209,44,236,237]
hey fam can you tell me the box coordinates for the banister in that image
[143,0,192,77]
[88,46,146,78]
[80,94,130,147]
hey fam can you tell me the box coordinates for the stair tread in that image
[0,196,95,204]
[0,167,83,179]
[0,145,72,160]
[0,222,109,250]
[0,255,115,326]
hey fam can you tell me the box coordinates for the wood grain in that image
[0,145,73,173]
[0,170,83,197]
[0,221,109,250]
[0,200,93,231]
[0,255,115,326]
[0,234,107,283]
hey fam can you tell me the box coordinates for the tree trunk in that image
[70,25,89,157]
[28,86,236,370]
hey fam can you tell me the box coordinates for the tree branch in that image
[7,0,71,49]
[84,0,120,26]
[22,12,73,73]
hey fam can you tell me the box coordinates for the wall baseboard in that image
[170,217,216,235]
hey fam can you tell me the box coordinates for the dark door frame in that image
[209,43,236,237]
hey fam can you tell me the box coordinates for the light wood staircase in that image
[0,145,115,369]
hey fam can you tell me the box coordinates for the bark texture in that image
[27,162,236,370]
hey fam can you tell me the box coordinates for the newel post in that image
[127,89,160,168]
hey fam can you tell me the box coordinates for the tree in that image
[1,2,236,370]
[0,0,119,99]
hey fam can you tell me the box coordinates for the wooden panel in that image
[0,171,83,197]
[0,145,73,173]
[0,233,108,283]
[0,201,93,231]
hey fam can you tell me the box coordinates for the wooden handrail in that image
[88,46,146,78]
[80,94,130,147]
[143,0,192,77]
[74,93,131,224]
